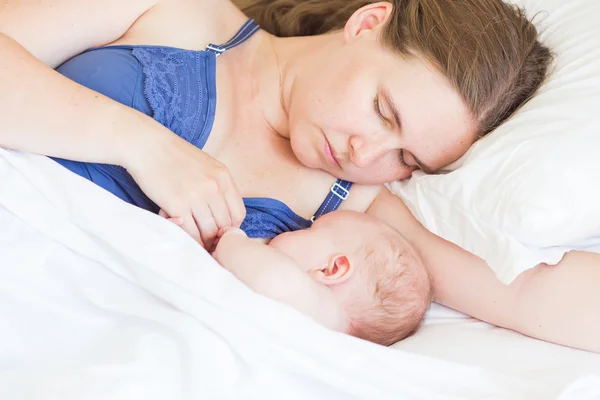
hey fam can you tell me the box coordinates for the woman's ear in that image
[310,255,354,286]
[344,2,394,43]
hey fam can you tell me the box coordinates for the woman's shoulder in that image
[0,0,250,67]
[340,183,384,215]
[0,0,160,67]
[106,0,249,51]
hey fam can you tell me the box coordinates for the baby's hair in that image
[345,227,433,346]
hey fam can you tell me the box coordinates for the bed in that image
[397,304,600,398]
[2,0,600,398]
[1,147,599,400]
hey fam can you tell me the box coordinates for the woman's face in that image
[286,4,477,184]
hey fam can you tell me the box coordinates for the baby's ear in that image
[311,255,353,286]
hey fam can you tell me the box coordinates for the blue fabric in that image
[242,198,312,239]
[51,19,352,239]
[312,179,353,221]
[205,19,261,56]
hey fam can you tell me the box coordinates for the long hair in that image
[234,0,552,137]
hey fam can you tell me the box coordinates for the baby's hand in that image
[211,226,247,255]
[160,210,245,237]
[219,226,247,238]
[160,209,246,254]
[209,227,248,262]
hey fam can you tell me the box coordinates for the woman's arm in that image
[367,187,600,353]
[0,0,160,163]
[0,0,159,67]
[0,0,246,247]
[0,33,168,166]
[510,251,600,353]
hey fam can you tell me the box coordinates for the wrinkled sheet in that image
[0,149,598,399]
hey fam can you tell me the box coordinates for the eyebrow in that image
[381,88,437,175]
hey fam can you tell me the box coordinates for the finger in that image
[223,184,246,228]
[207,196,232,233]
[168,217,184,226]
[176,212,204,247]
[191,205,219,250]
[159,209,184,226]
[210,235,221,254]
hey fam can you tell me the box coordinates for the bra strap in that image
[205,19,260,57]
[311,179,354,222]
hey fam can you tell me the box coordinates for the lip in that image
[323,134,341,168]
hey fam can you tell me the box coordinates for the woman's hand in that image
[159,210,247,253]
[127,132,246,250]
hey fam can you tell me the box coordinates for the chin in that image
[289,134,319,169]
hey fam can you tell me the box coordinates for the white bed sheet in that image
[0,149,599,399]
[396,304,600,398]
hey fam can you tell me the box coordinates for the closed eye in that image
[373,96,388,125]
[399,149,410,168]
[380,88,403,131]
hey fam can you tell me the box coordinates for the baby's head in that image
[269,210,432,345]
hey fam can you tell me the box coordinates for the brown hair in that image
[345,228,433,346]
[234,0,552,137]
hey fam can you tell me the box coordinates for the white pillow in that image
[389,0,600,283]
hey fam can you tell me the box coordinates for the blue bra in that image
[51,19,353,239]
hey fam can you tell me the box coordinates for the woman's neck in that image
[245,31,343,141]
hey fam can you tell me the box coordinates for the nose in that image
[349,133,393,168]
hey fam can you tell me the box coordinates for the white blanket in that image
[0,149,596,399]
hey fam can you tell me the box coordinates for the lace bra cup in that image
[242,198,312,238]
[54,45,215,189]
[51,43,317,238]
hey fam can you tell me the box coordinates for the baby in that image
[212,210,433,346]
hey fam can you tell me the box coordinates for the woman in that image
[1,0,598,352]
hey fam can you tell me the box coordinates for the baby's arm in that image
[212,229,344,331]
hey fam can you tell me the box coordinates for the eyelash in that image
[398,149,410,168]
[373,96,386,123]
[374,96,410,169]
